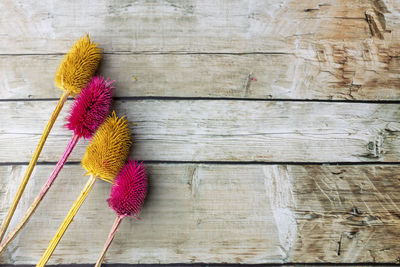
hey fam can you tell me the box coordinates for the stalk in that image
[0,133,79,253]
[36,175,97,267]
[0,91,69,241]
[95,215,125,267]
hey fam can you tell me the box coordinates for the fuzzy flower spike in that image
[66,76,114,139]
[37,112,132,267]
[0,76,113,254]
[0,34,102,241]
[55,34,103,96]
[95,160,148,267]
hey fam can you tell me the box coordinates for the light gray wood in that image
[1,0,400,264]
[1,0,399,54]
[0,164,399,264]
[1,0,400,101]
[1,52,399,100]
[1,100,400,163]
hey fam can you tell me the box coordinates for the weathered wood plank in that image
[1,0,399,54]
[1,52,399,100]
[286,165,400,263]
[1,0,399,266]
[1,0,399,101]
[0,164,399,264]
[1,100,400,163]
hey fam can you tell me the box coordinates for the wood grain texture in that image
[1,100,400,163]
[1,0,399,54]
[1,0,400,101]
[1,52,399,100]
[1,0,400,264]
[0,164,399,264]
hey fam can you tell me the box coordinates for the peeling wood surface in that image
[1,100,400,163]
[1,0,399,54]
[0,0,399,101]
[1,52,400,101]
[1,0,400,265]
[0,164,400,264]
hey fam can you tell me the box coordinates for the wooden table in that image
[0,0,400,265]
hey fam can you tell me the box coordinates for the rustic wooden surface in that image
[1,164,400,264]
[0,0,400,265]
[2,100,400,163]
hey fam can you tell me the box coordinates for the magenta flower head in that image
[107,160,148,218]
[65,75,114,139]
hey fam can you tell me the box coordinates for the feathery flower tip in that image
[107,160,148,217]
[81,112,132,182]
[55,34,102,96]
[65,76,114,139]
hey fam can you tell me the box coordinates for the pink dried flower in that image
[66,76,114,139]
[107,160,148,217]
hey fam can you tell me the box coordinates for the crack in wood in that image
[190,166,200,197]
[337,234,343,256]
[351,206,363,216]
[243,73,253,98]
[365,9,385,40]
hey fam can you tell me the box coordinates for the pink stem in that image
[38,133,80,201]
[0,134,80,253]
[95,215,125,267]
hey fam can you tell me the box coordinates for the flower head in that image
[108,160,148,217]
[66,76,114,139]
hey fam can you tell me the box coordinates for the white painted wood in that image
[0,0,399,54]
[1,0,399,54]
[0,0,399,264]
[0,0,293,54]
[0,164,399,264]
[1,52,399,100]
[0,100,399,163]
[1,0,400,101]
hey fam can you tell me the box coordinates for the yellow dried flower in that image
[55,34,102,96]
[81,111,132,182]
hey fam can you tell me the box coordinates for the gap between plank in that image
[1,97,400,104]
[0,263,398,266]
[0,161,400,166]
[0,51,292,56]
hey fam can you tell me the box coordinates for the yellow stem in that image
[0,134,79,255]
[0,90,69,242]
[36,175,97,267]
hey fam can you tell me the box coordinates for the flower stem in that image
[36,175,97,267]
[0,133,79,254]
[0,91,69,242]
[95,215,125,267]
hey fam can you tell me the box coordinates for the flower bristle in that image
[55,34,102,96]
[107,160,148,217]
[65,76,114,139]
[81,112,132,182]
